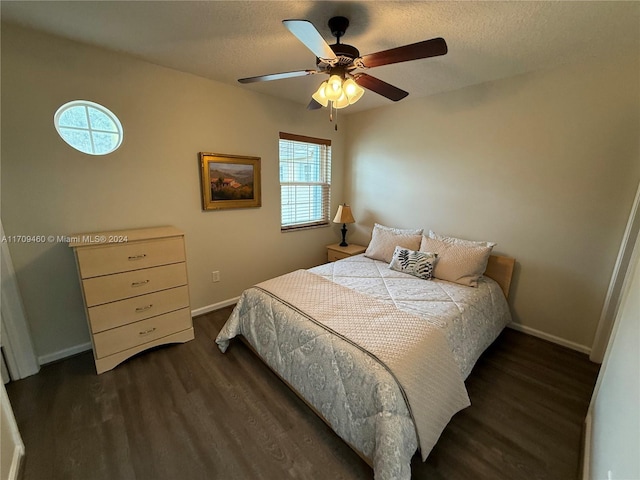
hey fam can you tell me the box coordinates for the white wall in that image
[0,382,24,480]
[345,54,640,350]
[0,23,346,362]
[1,220,39,379]
[588,233,640,480]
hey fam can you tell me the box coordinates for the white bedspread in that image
[309,254,511,378]
[216,254,512,479]
[253,269,471,461]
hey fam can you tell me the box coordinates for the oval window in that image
[54,100,123,155]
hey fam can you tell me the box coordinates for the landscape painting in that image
[200,153,261,210]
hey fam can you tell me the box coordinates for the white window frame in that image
[279,132,332,231]
[54,100,123,155]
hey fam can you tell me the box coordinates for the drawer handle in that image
[135,304,153,313]
[139,327,156,336]
[128,254,147,261]
[131,280,150,287]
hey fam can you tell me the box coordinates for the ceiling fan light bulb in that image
[312,82,329,107]
[343,78,364,104]
[334,92,350,109]
[326,75,343,101]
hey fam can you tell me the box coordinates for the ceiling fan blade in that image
[283,19,337,61]
[352,73,408,101]
[238,70,318,84]
[357,37,447,69]
[307,98,323,110]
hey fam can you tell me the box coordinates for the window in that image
[279,132,331,231]
[54,100,123,155]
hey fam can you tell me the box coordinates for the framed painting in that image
[199,152,261,210]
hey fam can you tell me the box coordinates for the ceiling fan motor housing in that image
[322,16,360,67]
[317,42,360,69]
[331,43,360,60]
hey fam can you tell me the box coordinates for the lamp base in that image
[339,224,349,247]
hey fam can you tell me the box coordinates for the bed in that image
[216,232,514,480]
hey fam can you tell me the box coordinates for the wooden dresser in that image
[69,226,194,374]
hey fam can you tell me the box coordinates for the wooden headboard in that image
[484,254,516,299]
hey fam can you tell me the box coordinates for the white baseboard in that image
[191,297,239,317]
[507,322,591,354]
[38,341,92,366]
[38,305,588,364]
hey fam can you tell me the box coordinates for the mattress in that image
[216,254,511,480]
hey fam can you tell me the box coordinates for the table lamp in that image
[333,204,355,247]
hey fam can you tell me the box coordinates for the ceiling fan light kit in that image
[238,15,448,126]
[312,75,365,109]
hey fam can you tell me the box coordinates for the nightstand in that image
[327,243,367,262]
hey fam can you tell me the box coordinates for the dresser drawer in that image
[87,285,190,333]
[328,250,351,262]
[82,262,187,307]
[76,236,185,278]
[93,307,192,359]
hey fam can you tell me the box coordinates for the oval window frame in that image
[54,100,124,155]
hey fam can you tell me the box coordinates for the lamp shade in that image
[333,92,350,109]
[333,204,355,224]
[312,81,329,107]
[343,78,364,104]
[326,75,343,101]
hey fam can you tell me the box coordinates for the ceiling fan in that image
[238,16,448,112]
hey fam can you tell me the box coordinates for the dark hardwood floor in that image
[7,307,599,480]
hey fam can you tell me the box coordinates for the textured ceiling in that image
[2,1,639,114]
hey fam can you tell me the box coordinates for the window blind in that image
[279,132,331,231]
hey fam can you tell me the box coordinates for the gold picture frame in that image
[199,152,261,210]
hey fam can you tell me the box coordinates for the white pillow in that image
[389,247,438,280]
[420,235,493,287]
[364,223,423,263]
[428,230,496,248]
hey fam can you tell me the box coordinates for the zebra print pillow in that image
[389,247,438,280]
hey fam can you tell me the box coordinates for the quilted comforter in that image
[216,255,511,479]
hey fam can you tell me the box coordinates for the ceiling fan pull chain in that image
[327,101,338,130]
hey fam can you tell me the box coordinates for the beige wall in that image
[345,55,640,350]
[3,22,639,361]
[0,23,346,361]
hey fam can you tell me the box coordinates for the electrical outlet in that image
[211,271,220,283]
